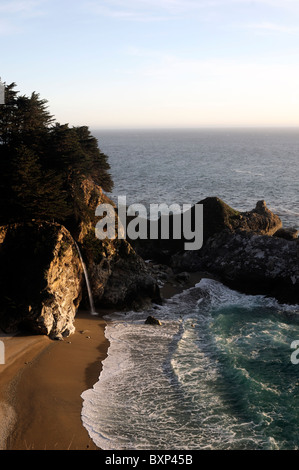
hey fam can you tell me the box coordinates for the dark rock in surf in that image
[145,315,162,325]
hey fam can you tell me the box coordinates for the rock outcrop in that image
[0,221,83,338]
[129,197,283,261]
[74,177,160,310]
[82,236,160,310]
[166,199,297,304]
[71,177,118,244]
[0,178,161,338]
[194,197,282,242]
[171,227,299,304]
[197,230,299,304]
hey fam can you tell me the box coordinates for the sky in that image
[1,0,299,129]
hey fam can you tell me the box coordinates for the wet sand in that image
[1,272,205,451]
[1,311,109,450]
[0,332,50,450]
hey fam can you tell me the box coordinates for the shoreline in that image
[1,310,110,450]
[0,332,50,450]
[1,272,205,451]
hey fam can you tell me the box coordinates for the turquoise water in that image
[81,129,299,450]
[81,279,299,450]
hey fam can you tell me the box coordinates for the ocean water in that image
[94,128,299,229]
[81,129,299,450]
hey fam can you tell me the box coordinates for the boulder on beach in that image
[175,271,190,282]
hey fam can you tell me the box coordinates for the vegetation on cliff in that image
[0,83,160,336]
[0,82,113,226]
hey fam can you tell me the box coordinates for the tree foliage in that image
[0,82,113,225]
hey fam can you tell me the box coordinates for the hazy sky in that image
[2,0,299,128]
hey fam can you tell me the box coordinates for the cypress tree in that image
[0,82,113,226]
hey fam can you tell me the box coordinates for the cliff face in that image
[0,222,83,338]
[0,178,160,338]
[85,238,160,310]
[0,185,295,338]
[76,178,159,310]
[71,177,117,244]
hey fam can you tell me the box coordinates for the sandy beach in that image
[0,331,50,450]
[0,311,110,450]
[0,273,204,451]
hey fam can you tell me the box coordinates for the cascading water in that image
[74,241,97,315]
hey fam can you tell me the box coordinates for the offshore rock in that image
[187,197,278,245]
[129,198,282,261]
[234,200,282,236]
[0,221,83,338]
[170,202,298,304]
[181,198,282,243]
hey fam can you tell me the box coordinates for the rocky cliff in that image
[168,199,298,304]
[0,178,160,338]
[0,189,297,338]
[73,177,160,310]
[0,221,83,339]
[172,229,299,304]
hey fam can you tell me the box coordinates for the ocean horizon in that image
[94,127,299,229]
[80,128,299,450]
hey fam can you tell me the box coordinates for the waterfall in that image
[74,241,97,316]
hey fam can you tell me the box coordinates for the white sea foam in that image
[81,279,299,450]
[196,278,299,313]
[82,128,299,449]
